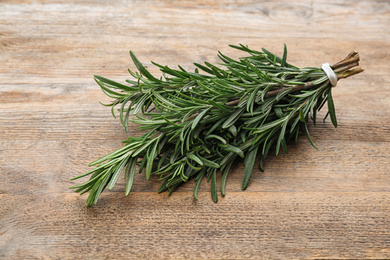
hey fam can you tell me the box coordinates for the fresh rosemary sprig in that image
[70,44,363,207]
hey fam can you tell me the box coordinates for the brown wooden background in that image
[1,0,389,259]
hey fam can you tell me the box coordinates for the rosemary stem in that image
[71,44,364,206]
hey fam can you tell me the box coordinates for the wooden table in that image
[1,0,389,259]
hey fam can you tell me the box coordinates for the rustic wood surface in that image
[1,0,389,259]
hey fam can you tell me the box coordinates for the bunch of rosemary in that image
[70,44,363,207]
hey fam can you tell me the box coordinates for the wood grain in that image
[1,0,389,259]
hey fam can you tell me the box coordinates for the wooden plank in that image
[0,37,388,84]
[0,1,389,84]
[1,80,389,143]
[1,138,389,194]
[1,192,389,259]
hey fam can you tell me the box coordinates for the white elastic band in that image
[321,63,338,87]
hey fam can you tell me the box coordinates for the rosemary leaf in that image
[70,44,363,206]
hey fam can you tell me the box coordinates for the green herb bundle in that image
[70,44,363,207]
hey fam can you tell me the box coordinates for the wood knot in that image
[268,3,313,20]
